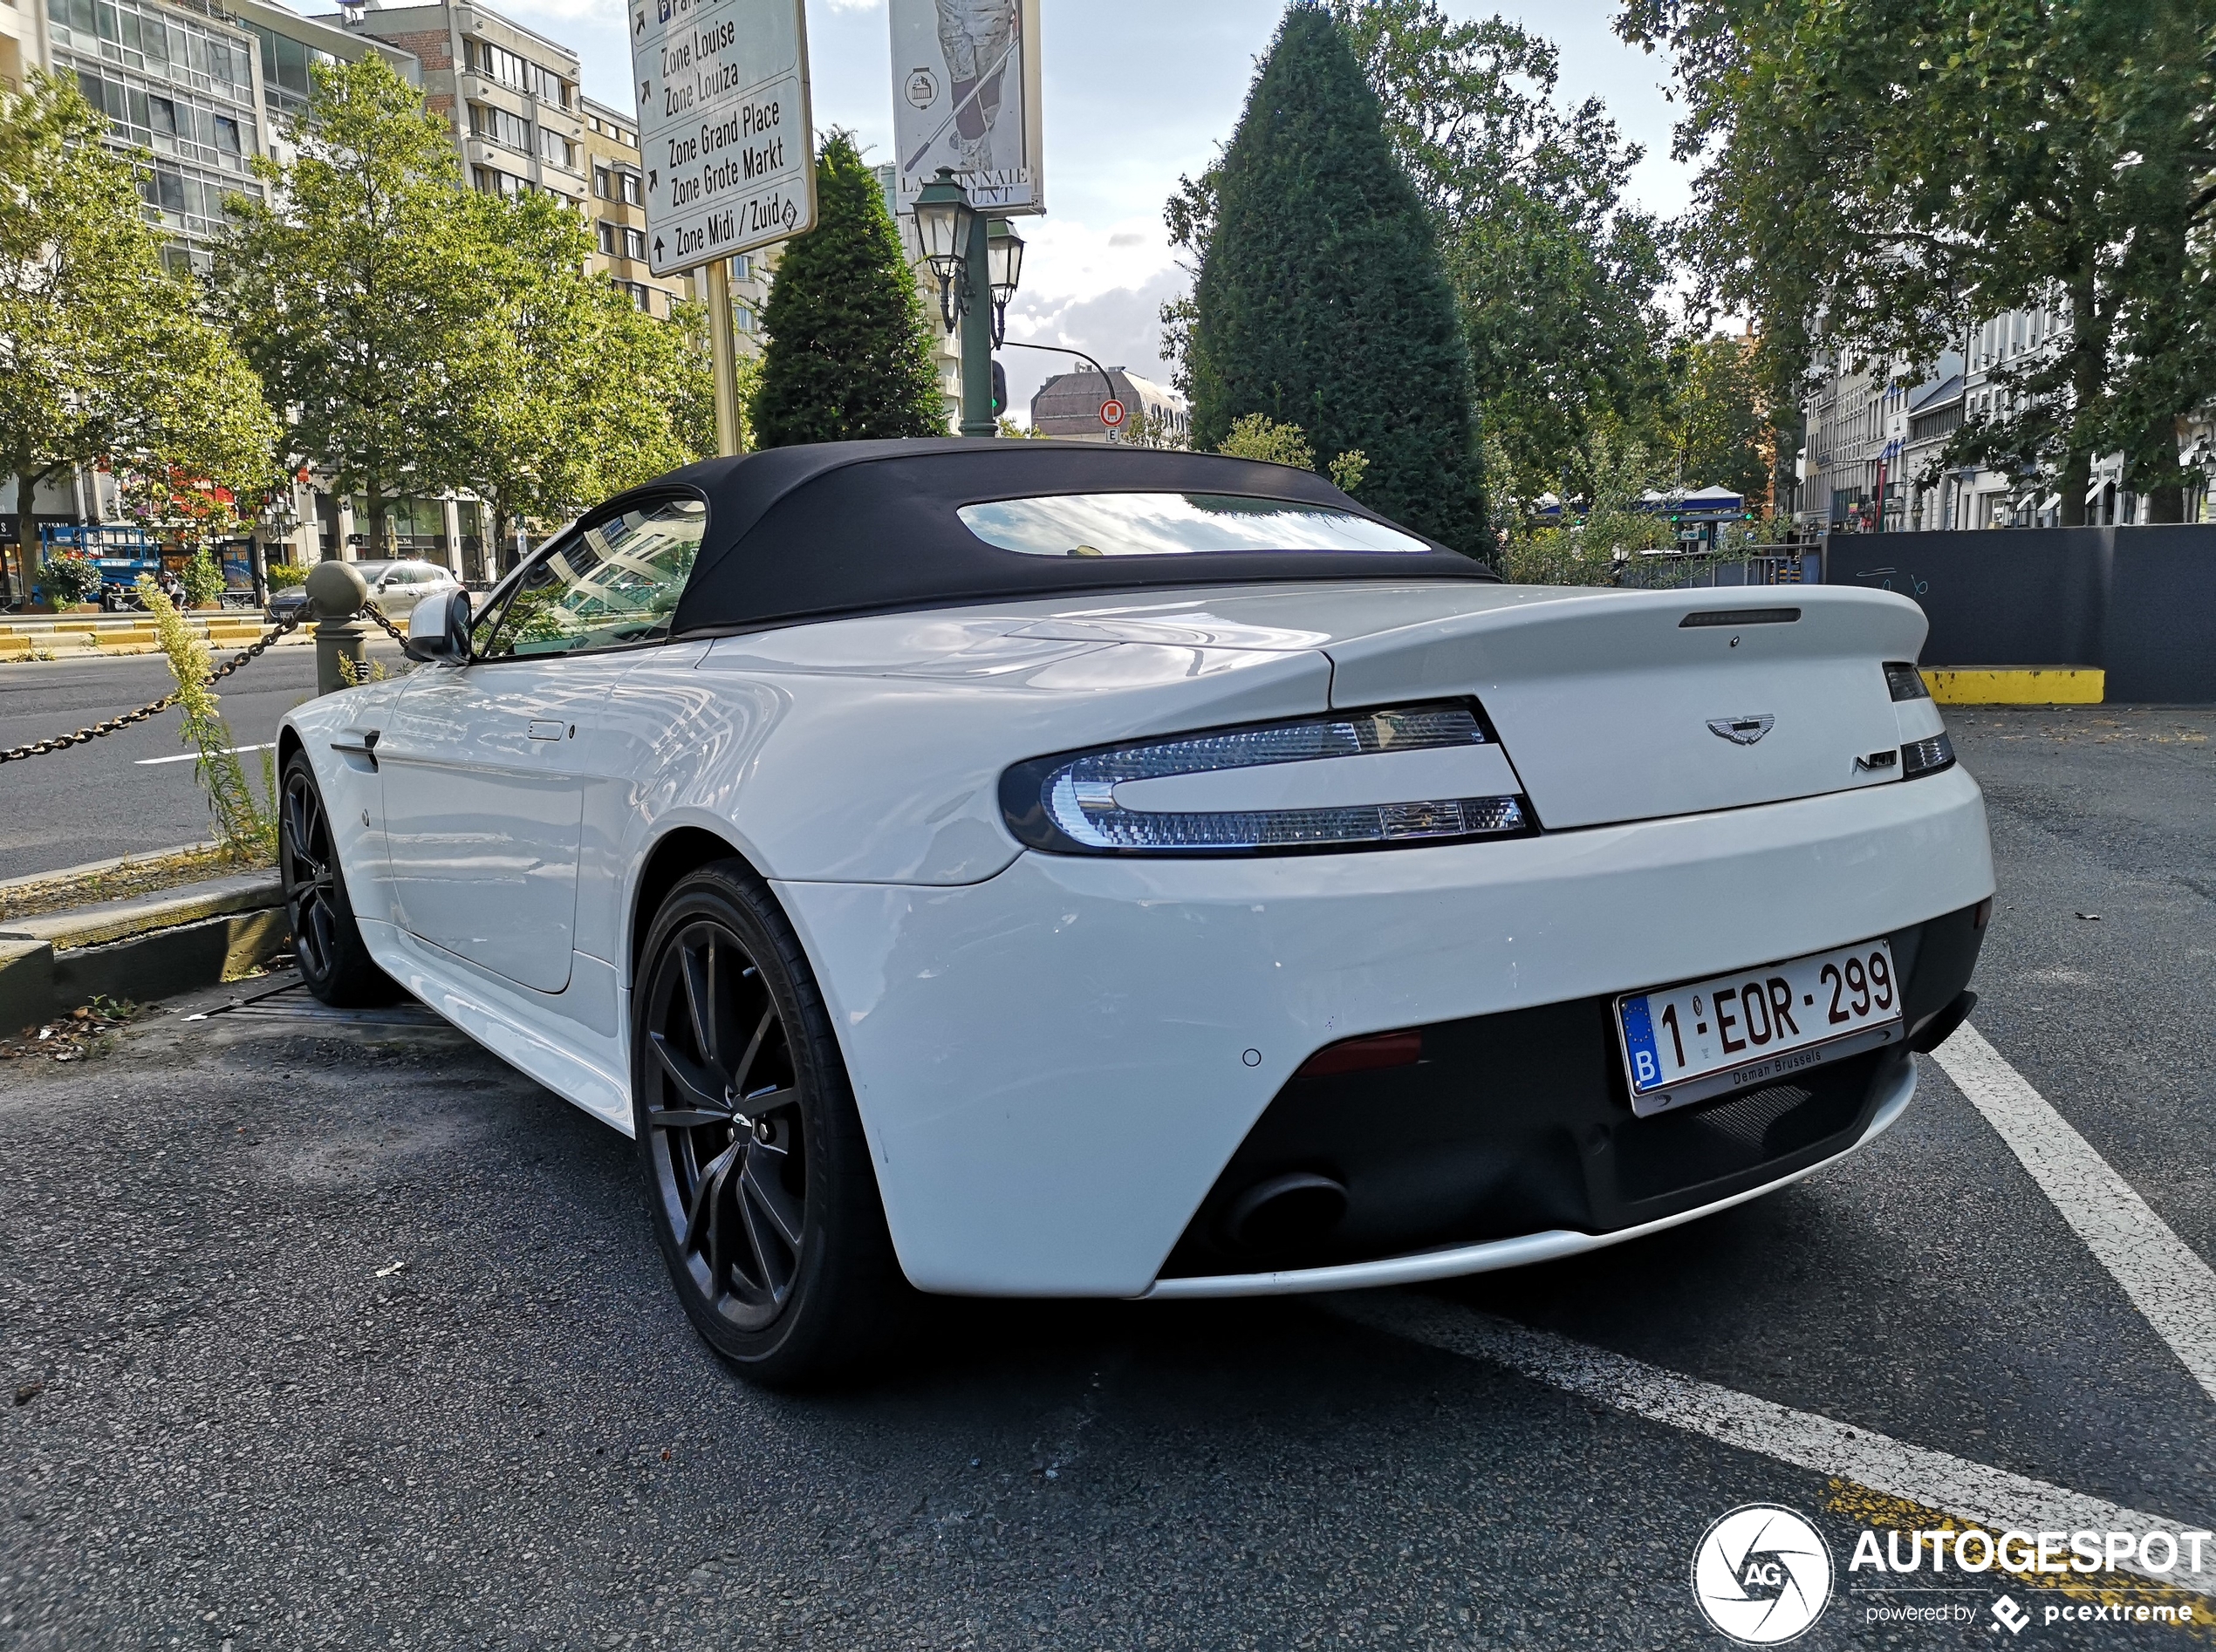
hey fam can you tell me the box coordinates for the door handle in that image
[527,720,566,741]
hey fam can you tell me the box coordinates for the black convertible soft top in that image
[647,439,1494,638]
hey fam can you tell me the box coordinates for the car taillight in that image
[999,701,1533,855]
[1901,733,1955,777]
[1884,663,1932,701]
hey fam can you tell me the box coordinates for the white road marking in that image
[1334,1294,2214,1593]
[1932,1023,2216,1403]
[133,742,275,768]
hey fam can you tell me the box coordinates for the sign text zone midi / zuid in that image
[631,0,815,277]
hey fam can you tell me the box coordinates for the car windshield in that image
[956,492,1433,558]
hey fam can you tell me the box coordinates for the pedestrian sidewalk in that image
[0,611,310,662]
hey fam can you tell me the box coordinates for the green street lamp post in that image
[911,169,1023,438]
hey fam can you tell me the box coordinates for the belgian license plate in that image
[1615,939,1905,1118]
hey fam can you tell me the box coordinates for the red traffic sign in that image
[1098,398,1127,428]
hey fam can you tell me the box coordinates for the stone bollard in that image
[305,562,371,697]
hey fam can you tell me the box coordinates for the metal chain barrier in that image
[360,602,410,648]
[0,608,311,765]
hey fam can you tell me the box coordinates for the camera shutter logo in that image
[1692,1504,1834,1644]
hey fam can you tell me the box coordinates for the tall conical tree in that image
[1191,4,1481,550]
[752,132,947,447]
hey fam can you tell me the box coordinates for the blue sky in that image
[487,0,1693,414]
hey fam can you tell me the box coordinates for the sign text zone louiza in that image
[631,0,814,276]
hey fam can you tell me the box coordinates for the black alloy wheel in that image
[643,920,807,1329]
[633,862,906,1385]
[278,751,394,1007]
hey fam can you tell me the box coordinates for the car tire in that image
[632,860,910,1388]
[279,751,398,1007]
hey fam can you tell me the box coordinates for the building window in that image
[730,253,749,281]
[472,165,528,198]
[469,102,530,154]
[593,164,611,199]
[627,282,650,311]
[623,226,645,260]
[618,171,640,205]
[537,126,573,168]
[734,302,755,333]
[464,37,571,106]
[597,220,615,256]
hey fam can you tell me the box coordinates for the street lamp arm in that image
[998,341,1121,434]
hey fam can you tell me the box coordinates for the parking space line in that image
[133,742,276,767]
[1931,1024,2216,1403]
[1333,1294,2214,1594]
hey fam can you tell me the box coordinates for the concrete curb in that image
[0,870,289,1030]
[1920,666,2106,705]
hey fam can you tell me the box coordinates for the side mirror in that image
[404,588,472,666]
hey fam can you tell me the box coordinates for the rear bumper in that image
[775,765,1994,1297]
[1146,1056,1920,1299]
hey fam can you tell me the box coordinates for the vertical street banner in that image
[631,0,817,276]
[887,0,1044,218]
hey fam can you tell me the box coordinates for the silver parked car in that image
[268,559,462,625]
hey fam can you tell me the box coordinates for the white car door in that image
[376,496,708,994]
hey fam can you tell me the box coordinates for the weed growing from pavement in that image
[139,575,278,858]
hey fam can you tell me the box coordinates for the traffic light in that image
[991,359,1007,418]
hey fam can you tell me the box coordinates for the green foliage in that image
[138,576,277,859]
[263,560,309,590]
[752,132,946,447]
[1216,413,1317,469]
[1665,332,1772,505]
[1214,413,1369,495]
[210,58,484,552]
[1187,7,1480,551]
[452,190,713,556]
[0,72,276,577]
[38,550,100,605]
[1330,1,1674,508]
[1499,426,1673,583]
[180,547,225,608]
[1622,0,2216,522]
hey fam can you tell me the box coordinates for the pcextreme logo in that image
[1693,1504,1836,1644]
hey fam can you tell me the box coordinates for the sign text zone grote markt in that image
[632,0,815,277]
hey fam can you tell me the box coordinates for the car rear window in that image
[956,492,1433,558]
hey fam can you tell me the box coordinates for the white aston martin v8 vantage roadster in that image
[280,439,1993,1383]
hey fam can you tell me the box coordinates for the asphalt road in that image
[0,642,408,882]
[1,705,2210,1649]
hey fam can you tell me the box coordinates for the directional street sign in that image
[631,0,816,277]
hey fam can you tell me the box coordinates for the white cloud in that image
[1008,214,1179,306]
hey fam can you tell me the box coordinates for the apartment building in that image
[1801,302,2216,530]
[580,95,685,317]
[232,0,414,157]
[326,0,585,207]
[44,0,266,272]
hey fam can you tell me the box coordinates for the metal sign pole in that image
[707,260,744,457]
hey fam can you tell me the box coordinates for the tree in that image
[1665,331,1772,506]
[1184,6,1481,550]
[0,72,273,583]
[455,191,715,560]
[751,132,945,447]
[210,57,487,554]
[1329,0,1676,509]
[1621,0,2216,523]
